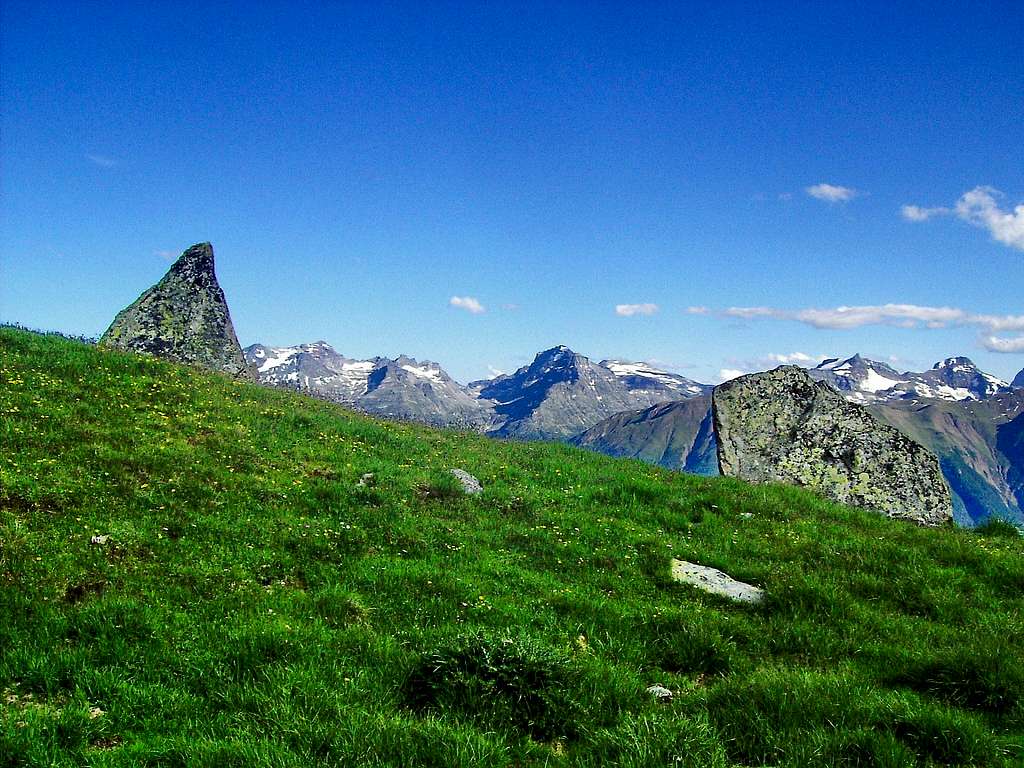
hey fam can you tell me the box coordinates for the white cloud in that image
[724,303,970,330]
[806,183,858,203]
[86,153,116,168]
[154,250,176,261]
[902,186,1024,251]
[615,303,659,317]
[981,334,1024,354]
[719,304,1024,337]
[901,204,949,222]
[763,352,816,365]
[720,352,824,377]
[449,296,485,314]
[970,313,1024,332]
[718,368,747,382]
[486,365,506,377]
[685,306,709,315]
[954,186,1024,251]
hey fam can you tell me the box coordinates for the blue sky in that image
[2,1,1022,383]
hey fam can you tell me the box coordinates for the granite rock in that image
[101,243,253,379]
[713,366,952,525]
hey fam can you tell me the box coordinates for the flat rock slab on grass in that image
[670,559,765,604]
[450,468,482,495]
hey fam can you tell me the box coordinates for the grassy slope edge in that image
[1,327,1022,768]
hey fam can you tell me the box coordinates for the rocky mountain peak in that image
[924,356,1008,398]
[534,345,582,369]
[167,242,216,284]
[1014,368,1024,389]
[100,242,253,380]
[934,356,976,371]
[809,353,1012,404]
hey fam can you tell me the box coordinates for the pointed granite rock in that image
[1014,368,1024,389]
[100,243,253,379]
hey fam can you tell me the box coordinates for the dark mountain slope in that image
[571,396,718,475]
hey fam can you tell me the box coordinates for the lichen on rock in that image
[100,243,254,379]
[713,366,952,525]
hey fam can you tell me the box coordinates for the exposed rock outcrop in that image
[1014,368,1024,389]
[100,243,253,379]
[450,468,483,495]
[713,366,952,525]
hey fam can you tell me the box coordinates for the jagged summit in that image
[243,342,494,428]
[168,241,217,281]
[100,243,253,379]
[810,353,1009,403]
[934,356,976,370]
[1015,368,1024,388]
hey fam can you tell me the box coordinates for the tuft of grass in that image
[975,517,1023,539]
[416,470,468,502]
[886,650,1023,715]
[2,326,1023,766]
[403,632,580,740]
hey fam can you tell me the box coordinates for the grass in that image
[1,325,1023,766]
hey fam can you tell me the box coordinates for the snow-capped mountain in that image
[599,360,710,400]
[1014,367,1024,389]
[809,354,1011,404]
[248,342,376,401]
[474,346,708,440]
[244,343,494,428]
[248,342,709,437]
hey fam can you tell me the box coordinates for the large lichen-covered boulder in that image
[713,366,951,525]
[100,243,253,379]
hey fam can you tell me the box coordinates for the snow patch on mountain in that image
[810,354,1012,404]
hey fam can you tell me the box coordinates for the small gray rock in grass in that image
[357,473,375,487]
[646,684,674,703]
[90,535,110,546]
[450,468,482,495]
[670,559,765,605]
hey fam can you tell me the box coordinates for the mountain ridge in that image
[810,353,1010,404]
[249,342,709,439]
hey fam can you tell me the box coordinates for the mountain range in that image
[246,342,493,428]
[809,354,1012,403]
[247,341,1024,525]
[244,342,709,439]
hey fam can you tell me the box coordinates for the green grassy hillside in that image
[2,327,1023,767]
